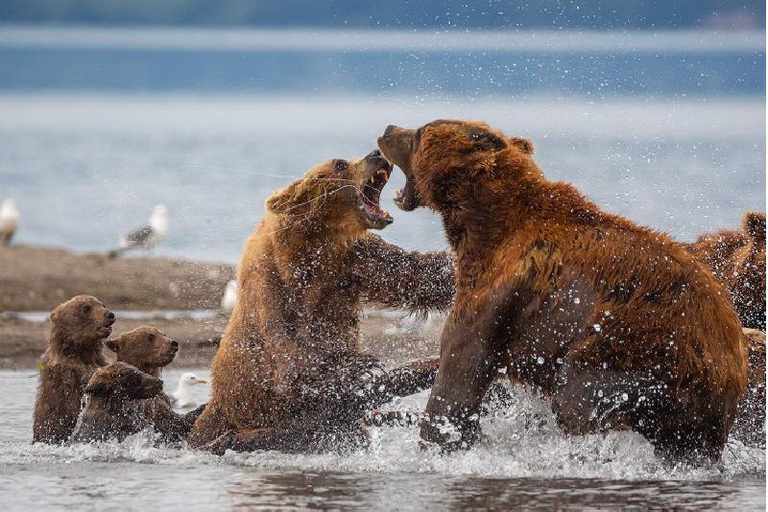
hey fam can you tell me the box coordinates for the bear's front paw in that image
[420,414,480,452]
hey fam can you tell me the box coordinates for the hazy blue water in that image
[0,94,763,263]
[0,27,764,263]
[0,27,764,96]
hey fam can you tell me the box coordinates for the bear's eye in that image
[333,159,348,172]
[81,304,92,315]
[148,334,156,342]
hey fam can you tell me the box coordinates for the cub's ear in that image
[509,137,534,155]
[265,179,313,214]
[105,338,120,353]
[743,211,766,244]
[84,380,110,396]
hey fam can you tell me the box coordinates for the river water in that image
[0,369,764,510]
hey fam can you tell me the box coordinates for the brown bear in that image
[106,326,205,443]
[71,362,164,443]
[731,328,766,447]
[32,295,115,444]
[188,150,454,453]
[378,120,748,464]
[687,212,766,330]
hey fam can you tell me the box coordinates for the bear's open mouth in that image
[393,174,421,212]
[358,165,393,229]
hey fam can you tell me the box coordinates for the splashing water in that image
[1,370,763,510]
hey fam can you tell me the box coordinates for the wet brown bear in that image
[188,150,454,453]
[378,120,747,463]
[731,328,766,447]
[106,326,205,443]
[687,211,766,330]
[32,295,115,444]
[72,362,164,443]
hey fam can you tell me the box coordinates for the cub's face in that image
[106,326,178,370]
[377,120,533,212]
[84,362,163,400]
[266,150,394,232]
[50,295,116,343]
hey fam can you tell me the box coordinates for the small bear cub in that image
[72,362,164,443]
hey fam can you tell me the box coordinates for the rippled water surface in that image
[1,369,764,511]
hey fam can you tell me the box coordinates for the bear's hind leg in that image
[203,424,369,455]
[635,403,730,465]
[187,403,231,449]
[551,362,729,465]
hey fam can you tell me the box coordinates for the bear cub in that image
[72,362,164,443]
[106,326,205,442]
[33,295,115,444]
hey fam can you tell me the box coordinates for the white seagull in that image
[171,372,208,409]
[0,199,19,246]
[220,279,238,314]
[110,204,169,257]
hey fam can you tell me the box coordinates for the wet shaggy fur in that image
[731,328,766,447]
[378,120,748,463]
[107,326,204,443]
[71,362,164,443]
[188,152,454,453]
[687,212,766,330]
[32,295,115,444]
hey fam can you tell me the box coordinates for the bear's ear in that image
[266,180,313,214]
[743,211,766,244]
[468,129,506,152]
[105,338,120,353]
[509,137,534,155]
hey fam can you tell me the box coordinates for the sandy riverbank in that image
[0,245,234,311]
[0,245,442,369]
[0,311,441,369]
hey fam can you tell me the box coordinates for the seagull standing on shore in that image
[171,372,208,409]
[220,279,238,314]
[109,204,168,257]
[0,199,19,246]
